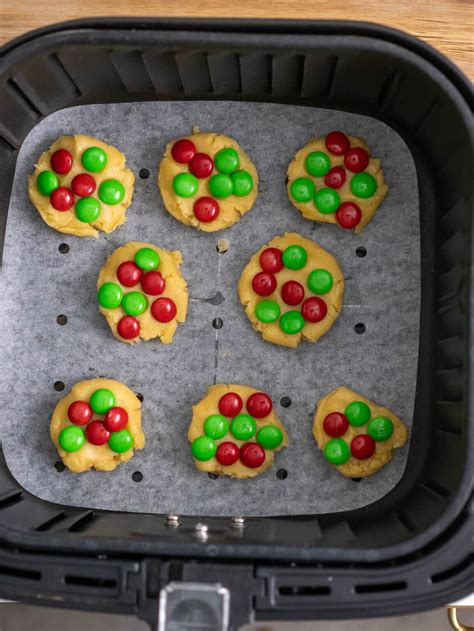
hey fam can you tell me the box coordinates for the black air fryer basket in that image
[0,18,472,629]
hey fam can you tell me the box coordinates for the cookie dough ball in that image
[313,386,408,478]
[188,384,288,479]
[97,241,188,344]
[158,132,258,232]
[28,134,135,237]
[50,378,145,473]
[238,232,344,348]
[287,131,388,233]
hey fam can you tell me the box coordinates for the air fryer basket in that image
[0,18,472,628]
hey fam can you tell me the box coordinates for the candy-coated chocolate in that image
[193,197,219,223]
[75,196,101,222]
[282,245,307,270]
[216,441,239,466]
[230,413,256,440]
[108,428,134,453]
[51,149,73,174]
[104,406,129,432]
[314,188,340,214]
[325,131,350,156]
[209,173,233,198]
[98,178,125,205]
[215,147,240,174]
[98,281,123,309]
[305,150,331,177]
[189,152,214,178]
[256,425,283,449]
[336,201,362,229]
[68,400,92,426]
[323,412,349,438]
[351,172,377,198]
[151,297,177,323]
[90,388,115,414]
[246,392,272,418]
[230,170,253,196]
[351,434,375,459]
[367,416,394,441]
[37,170,59,196]
[344,147,369,173]
[290,177,315,203]
[324,438,350,464]
[141,271,165,296]
[191,435,216,461]
[85,420,110,446]
[301,296,327,322]
[72,173,96,197]
[173,172,198,198]
[252,271,277,297]
[204,414,229,439]
[117,261,142,287]
[218,392,243,417]
[279,311,305,334]
[345,401,371,426]
[117,315,140,339]
[122,291,148,316]
[324,166,346,189]
[307,268,333,295]
[255,299,280,323]
[172,138,196,163]
[281,280,305,306]
[59,425,85,452]
[82,146,107,172]
[134,247,160,271]
[240,442,265,468]
[50,187,74,211]
[259,247,283,273]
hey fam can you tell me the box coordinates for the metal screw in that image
[165,514,180,526]
[232,517,245,528]
[194,523,209,540]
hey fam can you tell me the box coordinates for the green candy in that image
[59,425,85,452]
[345,401,371,426]
[230,414,256,441]
[75,197,101,222]
[82,146,107,172]
[255,299,280,323]
[324,438,350,465]
[230,170,253,196]
[37,170,58,196]
[97,282,123,309]
[98,179,125,205]
[305,151,330,177]
[135,247,160,270]
[215,147,240,173]
[314,188,340,214]
[279,311,305,334]
[282,244,307,270]
[290,177,315,203]
[209,173,233,198]
[108,429,133,453]
[368,416,394,442]
[90,388,115,414]
[173,172,198,197]
[204,414,229,440]
[257,425,283,449]
[351,172,377,198]
[192,435,217,461]
[307,269,333,295]
[122,291,147,316]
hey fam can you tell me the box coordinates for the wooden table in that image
[1,0,472,80]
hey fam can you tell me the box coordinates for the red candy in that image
[259,247,283,273]
[85,420,110,446]
[151,297,177,323]
[71,173,96,197]
[117,261,142,287]
[325,131,350,156]
[324,166,346,189]
[67,401,92,426]
[336,202,362,229]
[171,138,196,163]
[246,392,272,418]
[117,315,140,339]
[252,272,277,297]
[323,412,349,438]
[189,152,214,178]
[141,271,165,296]
[219,392,243,417]
[194,197,219,223]
[216,441,240,466]
[50,187,74,211]
[301,297,327,322]
[51,149,73,174]
[344,147,369,173]
[104,407,129,432]
[240,442,265,468]
[281,280,304,306]
[351,434,376,460]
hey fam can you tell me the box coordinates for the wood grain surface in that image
[1,0,472,80]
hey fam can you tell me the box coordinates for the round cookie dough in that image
[97,241,188,344]
[287,131,388,233]
[313,386,408,478]
[28,134,135,237]
[158,132,259,232]
[188,384,288,478]
[50,378,145,473]
[238,232,344,348]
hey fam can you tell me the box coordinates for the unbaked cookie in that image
[97,241,188,344]
[28,134,135,237]
[158,132,258,232]
[287,131,388,233]
[238,232,344,348]
[50,378,145,473]
[313,386,408,478]
[188,384,288,479]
